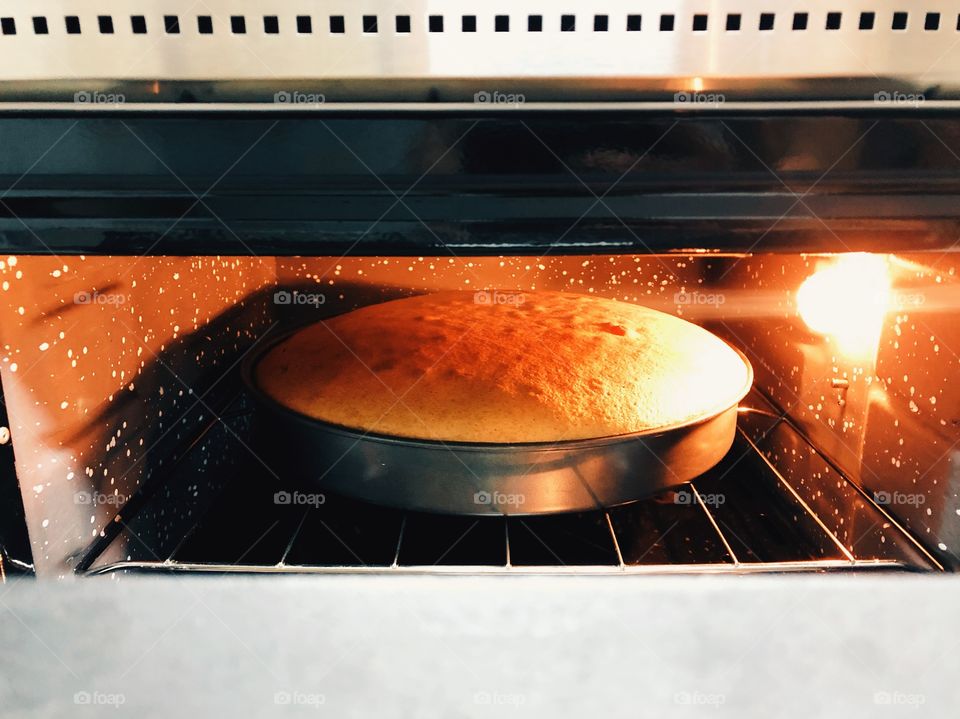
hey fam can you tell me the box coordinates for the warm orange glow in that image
[796,254,891,356]
[692,77,704,92]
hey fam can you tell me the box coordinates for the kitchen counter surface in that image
[0,573,957,717]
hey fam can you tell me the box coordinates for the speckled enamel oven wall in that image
[717,253,960,566]
[3,251,958,575]
[0,256,274,576]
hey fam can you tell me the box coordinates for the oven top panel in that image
[1,1,960,107]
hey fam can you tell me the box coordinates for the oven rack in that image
[82,396,938,576]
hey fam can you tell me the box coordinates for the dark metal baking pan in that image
[242,328,753,516]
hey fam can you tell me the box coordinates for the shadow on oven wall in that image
[0,256,440,578]
[0,256,277,576]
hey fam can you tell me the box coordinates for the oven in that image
[2,1,960,714]
[1,2,960,582]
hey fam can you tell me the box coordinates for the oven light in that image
[796,254,891,356]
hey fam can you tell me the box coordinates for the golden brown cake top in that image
[255,291,751,443]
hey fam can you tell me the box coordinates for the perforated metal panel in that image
[2,1,960,105]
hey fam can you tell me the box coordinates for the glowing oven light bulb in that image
[796,254,892,356]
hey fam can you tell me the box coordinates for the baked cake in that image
[255,291,751,443]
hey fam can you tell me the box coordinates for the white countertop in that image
[0,574,956,718]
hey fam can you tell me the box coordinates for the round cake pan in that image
[242,329,754,516]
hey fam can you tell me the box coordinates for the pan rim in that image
[242,318,754,453]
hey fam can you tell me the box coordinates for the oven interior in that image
[0,115,959,578]
[0,250,955,578]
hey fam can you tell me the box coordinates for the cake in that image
[255,290,751,443]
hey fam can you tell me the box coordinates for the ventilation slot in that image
[4,10,959,41]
